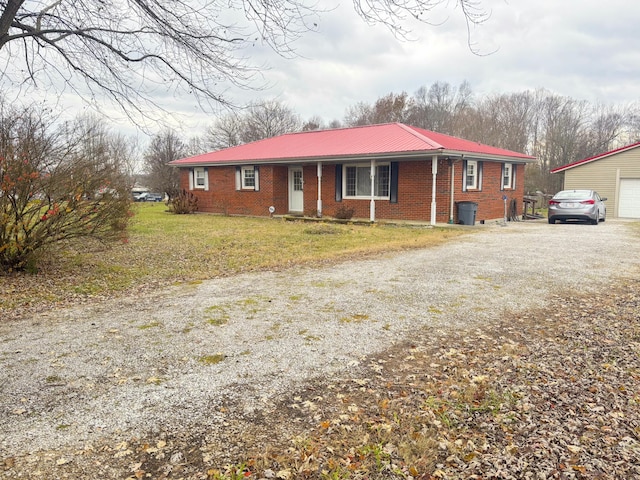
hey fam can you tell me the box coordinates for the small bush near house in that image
[169,189,198,214]
[334,205,355,220]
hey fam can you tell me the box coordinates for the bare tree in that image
[344,92,414,126]
[628,104,640,143]
[408,81,473,134]
[303,116,345,131]
[520,92,591,193]
[0,100,131,271]
[344,101,375,127]
[471,91,535,152]
[301,116,325,131]
[206,113,244,151]
[143,130,185,199]
[242,100,301,142]
[185,135,208,157]
[207,99,300,149]
[69,114,137,183]
[0,0,489,118]
[585,104,628,155]
[373,92,413,124]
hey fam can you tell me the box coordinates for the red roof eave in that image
[170,149,445,167]
[170,148,535,168]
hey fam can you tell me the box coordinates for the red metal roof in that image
[170,123,535,166]
[551,141,640,173]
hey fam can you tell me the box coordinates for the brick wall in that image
[179,165,288,216]
[179,160,524,223]
[450,162,525,223]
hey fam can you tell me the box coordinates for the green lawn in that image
[0,203,468,317]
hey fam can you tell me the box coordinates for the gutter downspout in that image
[317,162,323,217]
[430,155,438,226]
[448,156,462,224]
[370,160,376,222]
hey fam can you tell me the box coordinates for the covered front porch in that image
[289,155,457,225]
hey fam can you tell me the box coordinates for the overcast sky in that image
[4,0,640,140]
[261,0,640,120]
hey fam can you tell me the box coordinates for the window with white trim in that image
[344,163,390,198]
[465,160,478,190]
[502,163,513,189]
[194,167,206,188]
[241,166,255,189]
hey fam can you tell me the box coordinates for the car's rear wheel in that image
[548,218,555,224]
[590,217,598,225]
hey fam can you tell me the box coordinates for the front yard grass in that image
[0,203,468,318]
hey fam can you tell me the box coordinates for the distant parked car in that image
[134,192,163,202]
[548,189,606,225]
[145,193,164,202]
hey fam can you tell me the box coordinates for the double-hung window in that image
[235,166,259,191]
[344,163,390,199]
[190,167,208,190]
[194,168,206,188]
[502,163,513,189]
[241,166,255,189]
[465,160,478,190]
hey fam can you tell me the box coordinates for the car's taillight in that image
[548,200,559,205]
[581,199,595,205]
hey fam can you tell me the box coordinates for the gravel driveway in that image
[1,219,639,464]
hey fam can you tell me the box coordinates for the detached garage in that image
[552,142,640,219]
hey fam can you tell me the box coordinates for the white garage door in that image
[619,179,640,218]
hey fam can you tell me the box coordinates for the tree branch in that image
[0,0,25,48]
[0,0,490,123]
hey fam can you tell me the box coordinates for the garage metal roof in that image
[170,123,536,166]
[552,141,640,173]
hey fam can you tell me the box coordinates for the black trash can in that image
[457,201,478,225]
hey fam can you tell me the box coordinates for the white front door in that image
[289,167,304,213]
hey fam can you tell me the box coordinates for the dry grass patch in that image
[0,203,468,320]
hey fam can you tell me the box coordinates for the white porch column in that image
[431,155,438,225]
[316,162,323,217]
[370,160,376,222]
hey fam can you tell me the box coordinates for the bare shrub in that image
[334,205,355,220]
[168,189,199,214]
[0,101,132,272]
